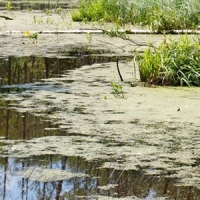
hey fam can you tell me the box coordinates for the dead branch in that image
[116,58,124,82]
[0,15,13,20]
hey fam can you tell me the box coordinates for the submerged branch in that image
[0,15,13,20]
[116,58,124,82]
[117,34,156,49]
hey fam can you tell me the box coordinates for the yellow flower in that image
[24,31,30,37]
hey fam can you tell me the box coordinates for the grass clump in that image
[136,35,200,86]
[72,0,200,31]
[72,0,132,24]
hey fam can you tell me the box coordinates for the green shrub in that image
[136,35,200,86]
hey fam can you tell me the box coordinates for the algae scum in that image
[1,51,200,200]
[0,3,200,199]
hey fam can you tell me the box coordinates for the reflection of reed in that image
[44,57,49,79]
[5,102,9,139]
[23,61,27,83]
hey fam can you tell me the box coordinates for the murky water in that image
[1,113,200,200]
[0,48,116,86]
[1,49,200,200]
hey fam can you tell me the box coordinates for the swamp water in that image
[1,2,200,198]
[0,50,200,200]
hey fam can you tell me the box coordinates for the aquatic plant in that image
[6,1,12,11]
[33,16,43,24]
[45,9,51,15]
[85,32,92,42]
[24,31,38,44]
[110,82,124,98]
[136,35,200,86]
[72,0,200,31]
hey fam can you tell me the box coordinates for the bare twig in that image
[95,39,126,52]
[117,34,157,50]
[0,15,13,20]
[116,58,124,82]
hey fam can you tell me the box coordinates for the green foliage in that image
[138,0,200,31]
[72,0,132,25]
[45,9,51,15]
[136,35,200,86]
[24,31,38,44]
[103,26,127,37]
[111,82,124,98]
[6,1,12,11]
[72,0,200,31]
[85,32,92,42]
[136,47,161,83]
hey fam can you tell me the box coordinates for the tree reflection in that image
[2,158,8,200]
[0,155,200,199]
[0,51,116,86]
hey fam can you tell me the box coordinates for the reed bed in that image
[136,35,200,86]
[72,0,200,31]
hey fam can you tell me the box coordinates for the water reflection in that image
[0,100,61,140]
[0,156,97,200]
[1,154,199,200]
[0,49,117,86]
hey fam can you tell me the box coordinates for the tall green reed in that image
[136,35,200,86]
[72,0,200,31]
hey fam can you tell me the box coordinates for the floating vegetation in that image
[1,62,200,192]
[16,166,89,182]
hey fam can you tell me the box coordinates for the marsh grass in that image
[72,0,132,24]
[136,35,200,86]
[72,0,200,31]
